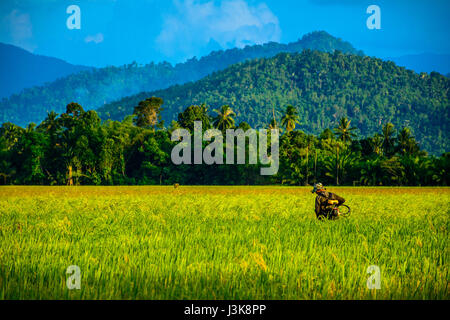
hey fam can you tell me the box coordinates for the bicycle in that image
[324,200,351,220]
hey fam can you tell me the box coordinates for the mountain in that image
[0,31,362,127]
[0,42,92,99]
[97,50,449,155]
[386,53,450,75]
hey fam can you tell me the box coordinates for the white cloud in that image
[84,33,104,44]
[156,0,281,60]
[3,9,36,52]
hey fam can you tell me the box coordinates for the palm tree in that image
[39,111,59,132]
[360,158,383,186]
[397,127,419,156]
[1,122,23,150]
[382,123,395,156]
[397,127,412,148]
[304,135,314,185]
[213,105,236,131]
[370,134,384,156]
[268,119,278,130]
[268,106,279,130]
[324,141,355,185]
[281,105,300,133]
[380,157,404,185]
[334,117,357,143]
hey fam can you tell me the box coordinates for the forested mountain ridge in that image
[98,50,449,155]
[0,42,92,99]
[0,31,362,127]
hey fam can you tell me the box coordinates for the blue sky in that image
[1,0,449,67]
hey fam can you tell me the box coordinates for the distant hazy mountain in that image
[386,53,450,75]
[0,31,362,127]
[0,42,92,99]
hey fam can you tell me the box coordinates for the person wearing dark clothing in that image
[311,183,345,219]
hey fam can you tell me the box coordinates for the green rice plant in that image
[0,186,448,299]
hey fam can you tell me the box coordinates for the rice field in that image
[0,186,448,299]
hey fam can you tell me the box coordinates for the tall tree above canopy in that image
[38,111,59,133]
[213,105,236,131]
[65,102,85,118]
[133,97,164,129]
[59,103,85,130]
[281,105,300,133]
[371,134,384,156]
[268,106,279,130]
[334,117,357,144]
[382,123,396,156]
[177,104,211,132]
[397,127,421,156]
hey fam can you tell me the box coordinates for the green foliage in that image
[382,122,396,157]
[177,104,211,132]
[213,105,236,131]
[132,97,164,129]
[281,105,300,133]
[334,117,357,144]
[0,99,448,186]
[98,50,449,155]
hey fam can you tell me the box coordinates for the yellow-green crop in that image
[0,186,448,299]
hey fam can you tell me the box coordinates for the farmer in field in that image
[311,183,346,220]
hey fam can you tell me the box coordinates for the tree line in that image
[0,98,448,186]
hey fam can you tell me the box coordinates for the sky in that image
[0,0,449,67]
